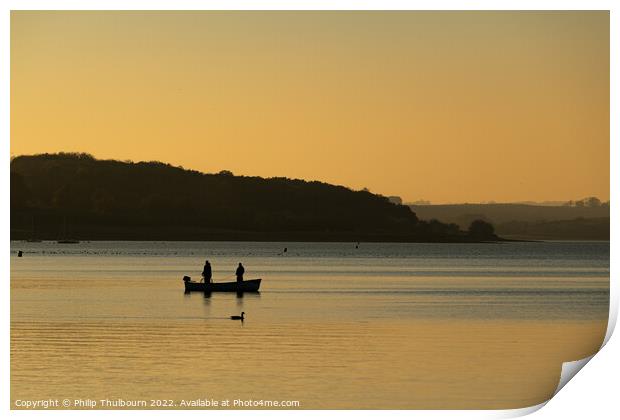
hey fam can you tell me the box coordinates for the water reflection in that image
[10,240,609,409]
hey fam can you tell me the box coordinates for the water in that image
[10,241,609,409]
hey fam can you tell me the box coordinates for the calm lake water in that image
[10,240,609,409]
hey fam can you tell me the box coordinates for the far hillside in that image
[409,203,610,240]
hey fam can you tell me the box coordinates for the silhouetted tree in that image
[467,219,496,240]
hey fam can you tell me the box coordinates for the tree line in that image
[10,153,497,242]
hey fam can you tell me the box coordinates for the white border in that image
[3,2,617,419]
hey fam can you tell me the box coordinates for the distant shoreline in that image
[11,239,514,244]
[10,227,508,244]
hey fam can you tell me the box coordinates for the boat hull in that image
[184,279,261,293]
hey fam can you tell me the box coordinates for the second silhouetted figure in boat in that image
[236,263,245,282]
[202,260,212,283]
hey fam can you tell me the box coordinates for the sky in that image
[10,11,609,203]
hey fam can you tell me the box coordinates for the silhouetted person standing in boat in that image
[236,263,245,282]
[202,260,212,283]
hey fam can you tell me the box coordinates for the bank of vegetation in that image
[11,153,498,242]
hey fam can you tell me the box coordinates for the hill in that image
[497,217,609,241]
[409,203,609,240]
[10,153,495,242]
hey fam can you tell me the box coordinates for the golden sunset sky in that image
[11,11,609,203]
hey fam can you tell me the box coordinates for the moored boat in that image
[184,278,261,293]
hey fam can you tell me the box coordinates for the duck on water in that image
[230,312,245,321]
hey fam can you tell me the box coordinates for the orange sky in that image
[10,11,609,203]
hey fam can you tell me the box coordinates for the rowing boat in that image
[184,278,261,293]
